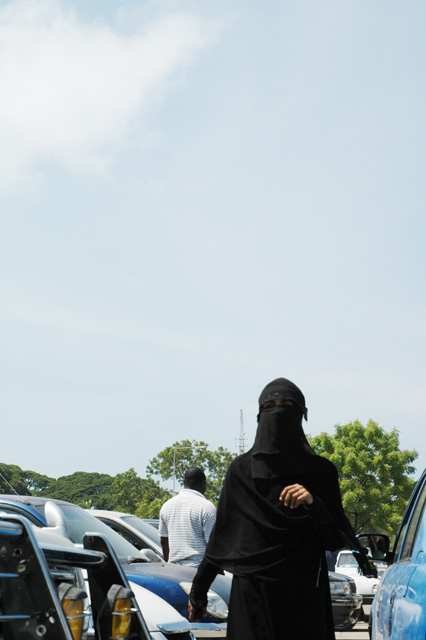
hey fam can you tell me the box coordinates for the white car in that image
[89,509,163,557]
[334,549,379,619]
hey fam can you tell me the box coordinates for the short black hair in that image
[184,467,206,489]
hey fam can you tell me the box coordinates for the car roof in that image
[0,495,74,507]
[89,509,132,518]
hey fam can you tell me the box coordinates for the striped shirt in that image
[159,489,216,566]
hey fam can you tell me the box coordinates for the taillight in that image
[58,583,87,640]
[96,583,136,639]
[111,592,133,639]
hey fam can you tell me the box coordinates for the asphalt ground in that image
[335,621,369,639]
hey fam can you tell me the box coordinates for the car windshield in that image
[36,503,143,563]
[121,515,161,546]
[337,553,357,568]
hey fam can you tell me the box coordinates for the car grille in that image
[350,581,356,594]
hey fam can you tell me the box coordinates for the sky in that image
[1,0,426,485]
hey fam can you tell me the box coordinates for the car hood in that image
[123,560,232,622]
[329,570,353,582]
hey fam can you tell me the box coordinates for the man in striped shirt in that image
[159,467,216,567]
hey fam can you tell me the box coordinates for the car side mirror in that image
[44,501,69,539]
[356,533,390,561]
[138,549,162,563]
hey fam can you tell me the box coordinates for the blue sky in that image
[1,0,425,483]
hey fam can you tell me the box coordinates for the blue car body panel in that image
[124,561,230,622]
[371,468,426,639]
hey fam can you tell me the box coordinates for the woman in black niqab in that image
[189,378,372,640]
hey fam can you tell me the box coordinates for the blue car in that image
[0,495,230,639]
[370,467,426,639]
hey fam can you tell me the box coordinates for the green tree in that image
[147,440,236,503]
[110,468,170,514]
[23,470,56,495]
[135,495,171,519]
[0,463,34,495]
[308,420,418,537]
[40,471,115,509]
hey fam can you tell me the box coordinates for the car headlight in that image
[329,580,351,596]
[180,582,229,619]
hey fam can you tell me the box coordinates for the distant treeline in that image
[0,463,171,518]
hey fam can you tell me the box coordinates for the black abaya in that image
[193,453,339,639]
[190,378,372,639]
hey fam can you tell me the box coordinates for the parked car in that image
[335,549,380,619]
[90,509,163,557]
[370,467,426,639]
[91,508,363,632]
[329,571,363,630]
[0,495,229,639]
[0,512,155,640]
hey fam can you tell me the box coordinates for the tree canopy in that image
[146,439,236,503]
[110,468,170,515]
[0,464,169,515]
[39,471,115,509]
[0,463,34,495]
[308,420,418,537]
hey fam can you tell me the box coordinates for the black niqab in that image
[252,378,316,478]
[258,377,308,419]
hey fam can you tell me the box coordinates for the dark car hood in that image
[329,571,354,583]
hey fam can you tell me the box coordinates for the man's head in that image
[183,467,207,493]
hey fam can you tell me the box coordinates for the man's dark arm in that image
[161,536,170,562]
[188,557,220,621]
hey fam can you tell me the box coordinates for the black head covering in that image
[252,378,316,478]
[258,377,308,420]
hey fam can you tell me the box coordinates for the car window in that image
[399,478,426,561]
[393,520,408,560]
[100,518,153,551]
[336,553,357,568]
[0,505,42,526]
[39,504,146,562]
[121,516,161,546]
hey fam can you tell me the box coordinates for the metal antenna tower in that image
[237,409,248,454]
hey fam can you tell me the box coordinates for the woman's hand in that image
[279,484,314,508]
[188,600,207,621]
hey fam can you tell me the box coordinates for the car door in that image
[373,471,426,640]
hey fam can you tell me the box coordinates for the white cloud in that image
[0,0,219,193]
